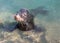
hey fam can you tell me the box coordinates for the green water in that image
[0,0,60,43]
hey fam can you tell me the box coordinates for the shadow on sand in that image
[0,22,17,32]
[30,6,48,17]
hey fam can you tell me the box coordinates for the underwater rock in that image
[14,8,34,31]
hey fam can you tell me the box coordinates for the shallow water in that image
[0,0,60,43]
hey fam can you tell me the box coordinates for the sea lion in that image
[14,8,34,31]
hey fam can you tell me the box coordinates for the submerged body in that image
[14,8,34,31]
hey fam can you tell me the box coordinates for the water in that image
[0,0,60,43]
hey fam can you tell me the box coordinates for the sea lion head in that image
[14,8,34,31]
[14,8,30,22]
